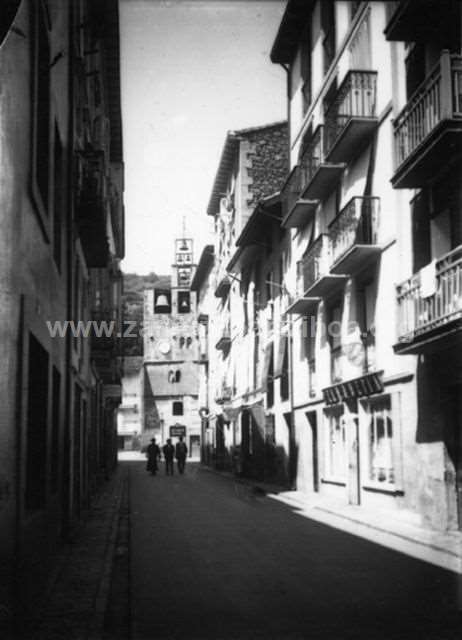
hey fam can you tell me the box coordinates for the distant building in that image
[142,236,203,457]
[117,356,143,450]
[200,121,289,473]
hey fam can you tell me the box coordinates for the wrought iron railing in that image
[396,245,462,341]
[281,166,303,220]
[299,125,324,192]
[394,52,462,169]
[302,234,331,292]
[329,196,380,266]
[324,70,377,156]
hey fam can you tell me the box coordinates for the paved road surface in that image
[128,462,461,640]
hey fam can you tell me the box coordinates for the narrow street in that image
[124,461,461,640]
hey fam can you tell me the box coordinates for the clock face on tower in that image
[158,341,171,355]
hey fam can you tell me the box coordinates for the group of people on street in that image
[146,436,188,476]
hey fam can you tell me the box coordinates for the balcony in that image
[384,1,456,43]
[215,273,232,299]
[215,384,233,405]
[302,234,347,298]
[395,245,462,354]
[77,154,109,267]
[299,125,344,202]
[324,71,378,164]
[284,260,320,316]
[215,321,231,351]
[329,197,381,274]
[392,52,462,189]
[281,166,318,229]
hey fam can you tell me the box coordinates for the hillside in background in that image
[123,272,171,356]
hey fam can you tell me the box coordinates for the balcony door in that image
[346,400,361,506]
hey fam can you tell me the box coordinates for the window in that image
[411,192,431,273]
[173,401,184,416]
[280,339,289,402]
[267,346,274,408]
[31,1,51,221]
[349,9,371,69]
[357,281,376,372]
[26,334,49,510]
[321,0,336,74]
[364,396,394,485]
[304,315,316,397]
[154,289,171,313]
[327,300,343,383]
[405,43,426,100]
[300,24,311,114]
[324,406,346,481]
[53,125,64,271]
[178,291,191,314]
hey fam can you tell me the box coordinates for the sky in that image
[120,0,286,275]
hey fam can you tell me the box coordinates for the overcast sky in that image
[120,0,286,275]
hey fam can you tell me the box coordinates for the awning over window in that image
[323,371,384,405]
[249,403,265,435]
[222,406,241,423]
[260,343,274,388]
[273,334,288,378]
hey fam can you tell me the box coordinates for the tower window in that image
[154,289,171,313]
[178,291,190,314]
[173,401,184,416]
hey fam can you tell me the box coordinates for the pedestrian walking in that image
[163,439,175,475]
[175,436,188,474]
[146,438,161,475]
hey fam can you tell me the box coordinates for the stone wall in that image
[243,122,289,208]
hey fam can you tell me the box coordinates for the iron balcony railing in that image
[281,166,303,219]
[324,70,378,157]
[394,52,462,169]
[396,245,462,342]
[299,125,324,191]
[329,196,380,266]
[302,234,331,292]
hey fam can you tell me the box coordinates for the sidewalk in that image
[202,465,462,575]
[16,467,127,640]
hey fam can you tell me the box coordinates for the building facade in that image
[142,237,203,457]
[269,0,462,534]
[0,0,124,620]
[117,356,143,451]
[199,121,290,475]
[200,0,462,538]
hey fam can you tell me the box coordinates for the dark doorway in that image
[284,412,297,489]
[443,385,462,530]
[306,411,319,492]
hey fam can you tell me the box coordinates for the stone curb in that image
[88,468,127,640]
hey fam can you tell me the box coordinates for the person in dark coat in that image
[163,439,175,475]
[175,436,188,474]
[146,438,161,475]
